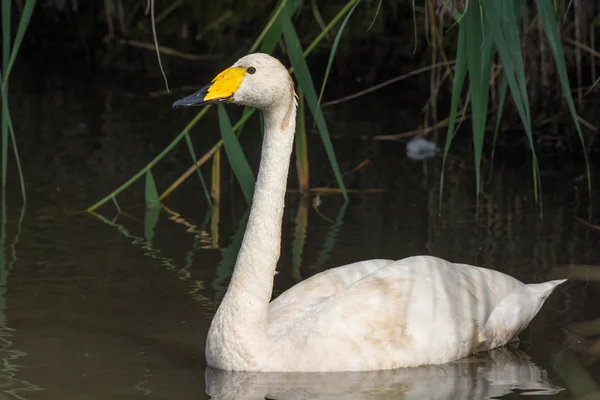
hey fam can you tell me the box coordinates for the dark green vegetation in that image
[8,0,597,213]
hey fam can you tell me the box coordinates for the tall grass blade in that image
[482,1,542,204]
[490,73,508,170]
[439,21,468,211]
[256,0,302,54]
[281,5,349,201]
[212,148,221,204]
[210,202,220,249]
[7,197,25,275]
[243,0,299,139]
[2,0,35,93]
[144,207,160,243]
[536,0,591,194]
[302,0,358,58]
[234,107,255,137]
[0,97,8,193]
[250,0,301,54]
[214,212,249,301]
[1,0,9,194]
[464,4,494,199]
[308,201,348,273]
[0,175,7,295]
[295,90,309,192]
[5,110,25,202]
[367,0,383,31]
[148,0,169,91]
[145,170,160,209]
[411,0,417,51]
[111,196,121,213]
[318,0,360,105]
[2,0,10,71]
[217,104,255,203]
[250,0,288,54]
[184,132,212,206]
[0,0,35,203]
[291,198,309,282]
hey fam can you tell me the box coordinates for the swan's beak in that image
[172,66,246,108]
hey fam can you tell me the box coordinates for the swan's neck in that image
[215,95,297,343]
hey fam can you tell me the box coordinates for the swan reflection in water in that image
[205,345,563,400]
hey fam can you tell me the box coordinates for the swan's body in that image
[173,53,565,372]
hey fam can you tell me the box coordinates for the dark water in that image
[1,63,600,399]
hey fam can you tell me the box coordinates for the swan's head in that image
[172,53,294,111]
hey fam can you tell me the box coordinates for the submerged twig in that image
[150,84,209,98]
[576,217,600,230]
[120,39,222,61]
[159,136,220,201]
[161,204,201,234]
[342,159,370,177]
[155,0,182,24]
[287,188,387,194]
[147,0,170,91]
[321,61,456,107]
[373,114,470,141]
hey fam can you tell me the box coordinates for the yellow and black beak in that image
[172,66,246,109]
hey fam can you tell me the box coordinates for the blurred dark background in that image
[4,0,600,206]
[12,0,600,156]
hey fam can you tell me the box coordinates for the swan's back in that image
[264,256,562,371]
[267,259,394,336]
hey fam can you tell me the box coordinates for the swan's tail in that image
[480,279,567,350]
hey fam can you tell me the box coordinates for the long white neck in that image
[216,96,297,342]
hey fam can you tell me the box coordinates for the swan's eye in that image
[247,67,256,74]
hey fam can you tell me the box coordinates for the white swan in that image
[172,53,566,372]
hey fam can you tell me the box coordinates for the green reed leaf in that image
[281,4,348,201]
[184,132,212,206]
[2,0,35,93]
[144,207,160,243]
[367,0,382,31]
[295,90,309,191]
[439,19,468,211]
[465,3,494,199]
[145,170,160,209]
[483,0,541,204]
[217,104,255,203]
[536,0,591,196]
[255,0,301,54]
[318,0,360,105]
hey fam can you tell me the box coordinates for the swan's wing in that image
[267,259,393,338]
[288,256,526,370]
